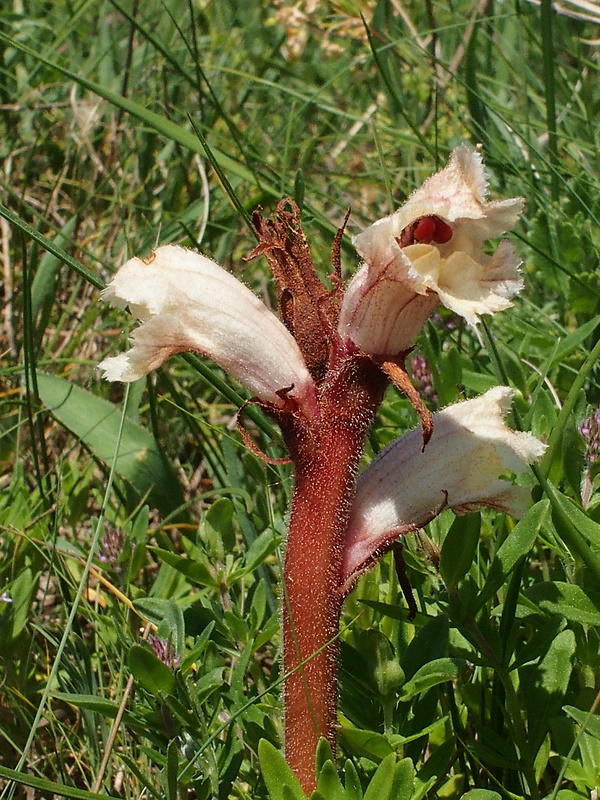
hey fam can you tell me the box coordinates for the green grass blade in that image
[0,765,112,800]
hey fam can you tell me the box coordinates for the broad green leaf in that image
[342,759,363,800]
[203,497,235,555]
[523,629,576,753]
[239,529,281,577]
[553,491,600,548]
[460,791,502,800]
[549,314,600,369]
[439,512,481,592]
[542,481,600,583]
[339,727,393,762]
[315,738,336,776]
[474,500,548,610]
[401,614,449,680]
[37,372,185,517]
[390,758,415,800]
[194,667,226,704]
[359,599,433,626]
[399,658,466,701]
[540,336,600,482]
[525,582,600,625]
[133,597,187,644]
[509,616,564,671]
[363,752,396,800]
[392,716,449,746]
[7,567,38,640]
[165,739,179,800]
[315,760,345,800]
[150,547,219,588]
[258,739,307,800]
[51,692,119,718]
[563,705,600,739]
[129,644,175,696]
[178,621,215,674]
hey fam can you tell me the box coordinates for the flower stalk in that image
[98,147,543,795]
[278,357,387,789]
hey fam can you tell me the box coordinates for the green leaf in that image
[439,512,481,592]
[399,658,466,702]
[548,315,600,369]
[339,726,393,762]
[7,567,38,640]
[258,740,307,800]
[204,497,235,554]
[525,582,600,625]
[129,644,175,696]
[315,738,336,776]
[401,614,449,680]
[37,372,185,518]
[31,216,78,321]
[164,739,179,800]
[240,529,281,577]
[51,692,119,719]
[150,547,219,588]
[363,753,396,800]
[542,482,600,584]
[132,597,187,650]
[0,764,110,799]
[392,717,448,745]
[342,759,363,800]
[523,629,576,753]
[315,760,345,800]
[563,705,600,739]
[460,792,502,800]
[391,758,415,800]
[0,202,103,289]
[540,336,600,482]
[474,500,548,610]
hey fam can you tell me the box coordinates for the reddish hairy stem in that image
[280,358,386,793]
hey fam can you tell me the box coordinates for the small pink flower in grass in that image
[338,146,524,357]
[149,635,180,669]
[99,245,318,417]
[410,353,437,407]
[580,410,600,465]
[340,387,546,592]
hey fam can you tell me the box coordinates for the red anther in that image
[398,223,416,248]
[398,215,453,247]
[432,217,453,244]
[412,216,436,243]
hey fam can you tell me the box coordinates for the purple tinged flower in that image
[580,410,600,464]
[340,387,546,592]
[149,635,180,669]
[337,146,524,357]
[98,526,124,572]
[409,353,437,407]
[99,245,318,417]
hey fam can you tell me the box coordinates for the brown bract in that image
[248,200,342,383]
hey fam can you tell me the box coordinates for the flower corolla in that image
[99,245,318,415]
[340,386,545,591]
[338,146,524,356]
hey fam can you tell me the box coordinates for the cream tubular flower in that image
[340,387,545,591]
[338,146,524,356]
[99,245,318,415]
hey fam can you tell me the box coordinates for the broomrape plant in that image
[100,146,544,793]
